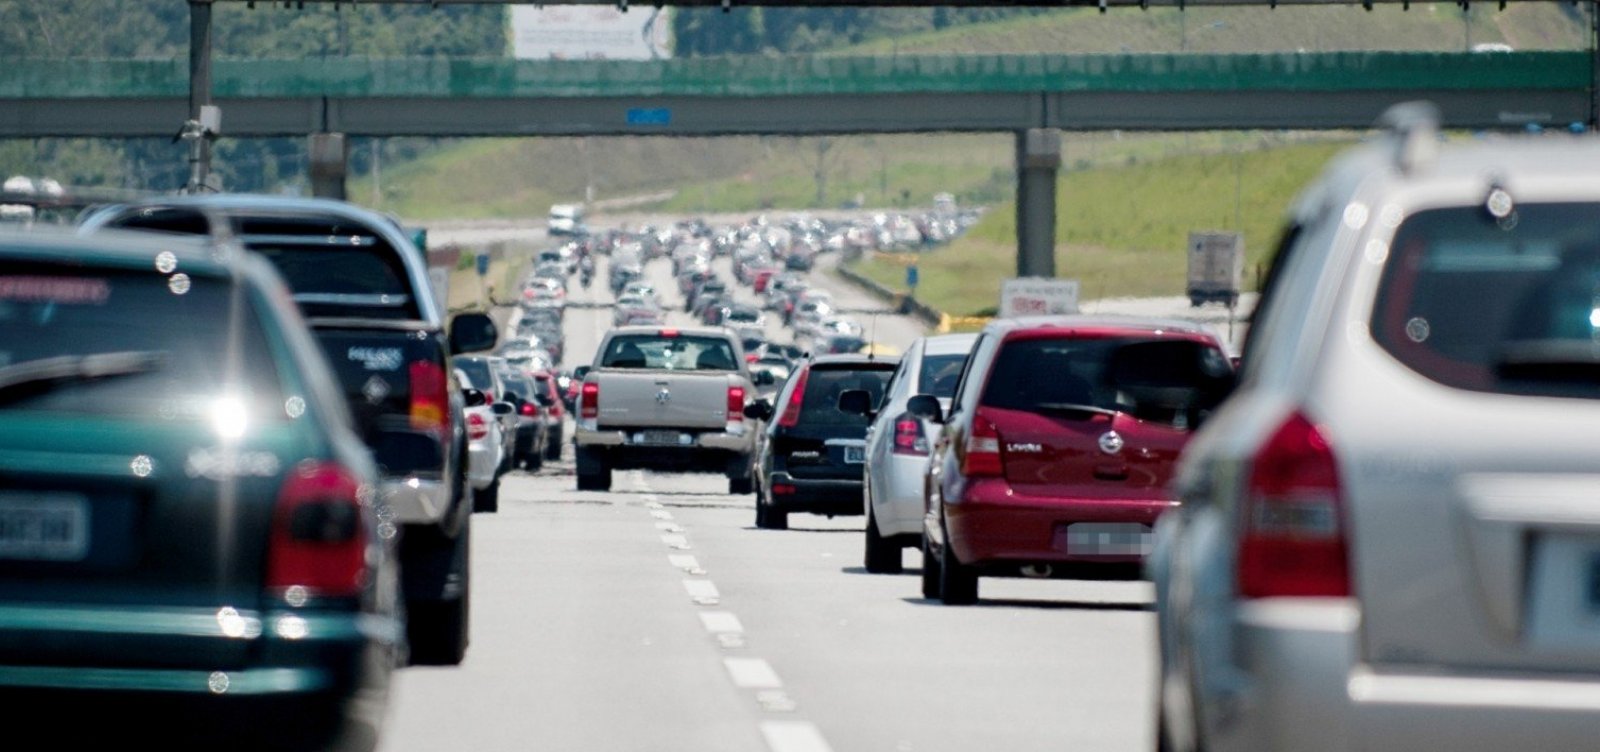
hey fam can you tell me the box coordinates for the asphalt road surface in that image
[379,245,1157,752]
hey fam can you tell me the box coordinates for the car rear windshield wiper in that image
[0,351,167,399]
[1496,340,1600,387]
[1032,402,1118,419]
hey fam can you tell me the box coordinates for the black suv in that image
[746,355,898,530]
[82,196,496,666]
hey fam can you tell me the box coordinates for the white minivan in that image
[548,203,585,236]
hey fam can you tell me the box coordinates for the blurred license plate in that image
[1060,523,1152,556]
[637,430,684,446]
[0,494,89,561]
[844,446,865,464]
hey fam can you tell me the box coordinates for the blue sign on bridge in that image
[626,108,672,126]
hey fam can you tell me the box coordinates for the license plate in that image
[637,430,684,446]
[1059,522,1152,556]
[0,494,90,561]
[844,446,865,464]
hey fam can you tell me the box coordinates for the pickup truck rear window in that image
[252,245,418,320]
[600,334,739,371]
[0,265,285,419]
[980,337,1231,428]
[1372,202,1600,399]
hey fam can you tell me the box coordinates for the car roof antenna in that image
[867,313,878,361]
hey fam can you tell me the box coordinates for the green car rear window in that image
[0,264,286,419]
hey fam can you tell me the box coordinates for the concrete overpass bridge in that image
[4,51,1590,274]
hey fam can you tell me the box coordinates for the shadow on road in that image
[899,595,1153,612]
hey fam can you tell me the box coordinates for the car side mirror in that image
[573,365,591,381]
[449,312,498,355]
[535,392,556,407]
[837,389,873,417]
[462,388,487,408]
[905,394,943,424]
[491,402,515,417]
[743,399,773,421]
[753,370,776,386]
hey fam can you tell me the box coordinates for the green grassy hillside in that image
[836,3,1584,55]
[852,138,1351,312]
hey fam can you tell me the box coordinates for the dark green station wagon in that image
[0,228,400,750]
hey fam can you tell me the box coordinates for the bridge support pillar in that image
[309,133,349,200]
[1015,128,1061,278]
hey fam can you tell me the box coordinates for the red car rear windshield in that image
[980,336,1232,428]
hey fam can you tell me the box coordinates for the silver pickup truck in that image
[573,326,773,493]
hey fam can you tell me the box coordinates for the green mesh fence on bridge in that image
[2,52,1585,99]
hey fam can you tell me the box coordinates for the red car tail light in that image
[892,414,928,456]
[408,360,450,439]
[466,412,490,441]
[1237,411,1351,598]
[520,402,537,417]
[580,382,600,420]
[727,386,746,422]
[777,368,810,427]
[961,410,1003,477]
[267,461,369,600]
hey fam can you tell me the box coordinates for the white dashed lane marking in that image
[667,554,704,574]
[723,657,783,689]
[760,721,835,752]
[661,534,691,550]
[683,579,721,605]
[651,509,674,520]
[699,611,744,634]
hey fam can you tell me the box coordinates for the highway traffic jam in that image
[5,115,1600,752]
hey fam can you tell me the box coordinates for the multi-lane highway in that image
[378,237,1157,752]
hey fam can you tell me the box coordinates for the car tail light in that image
[772,483,797,495]
[520,403,537,417]
[727,386,746,422]
[778,368,810,427]
[580,382,600,420]
[892,414,928,456]
[1237,411,1350,598]
[266,461,368,600]
[467,412,490,441]
[408,360,450,439]
[961,410,1003,477]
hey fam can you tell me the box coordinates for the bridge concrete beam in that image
[308,132,348,200]
[1015,128,1060,279]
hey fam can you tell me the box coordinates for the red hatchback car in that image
[912,316,1233,604]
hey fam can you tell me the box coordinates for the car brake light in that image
[727,386,745,422]
[961,410,1003,476]
[520,403,537,417]
[892,414,928,456]
[467,412,490,441]
[1237,411,1350,598]
[580,382,600,420]
[778,368,810,427]
[661,328,679,338]
[408,360,450,439]
[266,461,368,600]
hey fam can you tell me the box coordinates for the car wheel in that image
[939,543,979,605]
[524,448,543,472]
[864,508,902,574]
[920,535,942,599]
[407,521,471,666]
[473,480,499,514]
[544,429,563,461]
[575,447,611,492]
[754,488,787,530]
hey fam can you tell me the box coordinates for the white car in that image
[1153,104,1600,752]
[457,370,512,514]
[860,333,977,572]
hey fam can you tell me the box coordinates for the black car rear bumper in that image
[766,472,864,515]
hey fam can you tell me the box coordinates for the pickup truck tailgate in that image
[596,371,732,430]
[310,318,450,477]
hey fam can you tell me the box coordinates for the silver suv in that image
[1152,104,1600,752]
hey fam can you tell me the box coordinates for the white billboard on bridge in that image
[509,5,672,61]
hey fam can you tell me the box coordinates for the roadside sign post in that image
[906,264,919,296]
[476,252,490,277]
